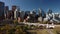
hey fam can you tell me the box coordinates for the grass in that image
[50,29,57,34]
[54,26,60,31]
[38,29,49,34]
[26,29,49,34]
[1,19,60,34]
[53,26,60,34]
[26,29,58,34]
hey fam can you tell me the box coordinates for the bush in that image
[13,20,18,24]
[24,25,30,30]
[0,24,26,34]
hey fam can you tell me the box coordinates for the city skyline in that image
[0,0,60,13]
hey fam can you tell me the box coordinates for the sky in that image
[0,0,60,13]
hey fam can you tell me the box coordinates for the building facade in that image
[0,2,5,20]
[4,6,9,19]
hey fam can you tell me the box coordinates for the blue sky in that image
[0,0,60,13]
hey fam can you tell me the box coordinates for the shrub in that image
[13,20,18,24]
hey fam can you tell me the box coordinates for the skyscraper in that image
[12,6,17,12]
[11,5,17,19]
[4,6,9,19]
[38,8,42,17]
[14,8,19,19]
[0,2,5,20]
[38,8,46,22]
[47,9,52,14]
[12,5,20,19]
[20,10,25,21]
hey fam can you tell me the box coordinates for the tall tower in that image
[0,2,5,20]
[12,6,17,12]
[38,8,46,22]
[14,9,19,19]
[11,5,17,19]
[5,6,9,13]
[38,8,42,17]
[12,6,20,19]
[47,9,52,14]
[38,8,42,22]
[4,6,9,19]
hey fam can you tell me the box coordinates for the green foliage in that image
[0,24,26,34]
[24,25,30,30]
[13,20,18,24]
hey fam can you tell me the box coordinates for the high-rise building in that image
[38,8,46,17]
[12,5,20,19]
[25,11,30,16]
[11,5,17,19]
[12,5,17,12]
[14,9,19,19]
[4,6,9,19]
[47,9,52,14]
[0,2,5,20]
[38,8,46,22]
[5,6,9,11]
[7,10,12,19]
[38,8,42,17]
[20,11,25,21]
